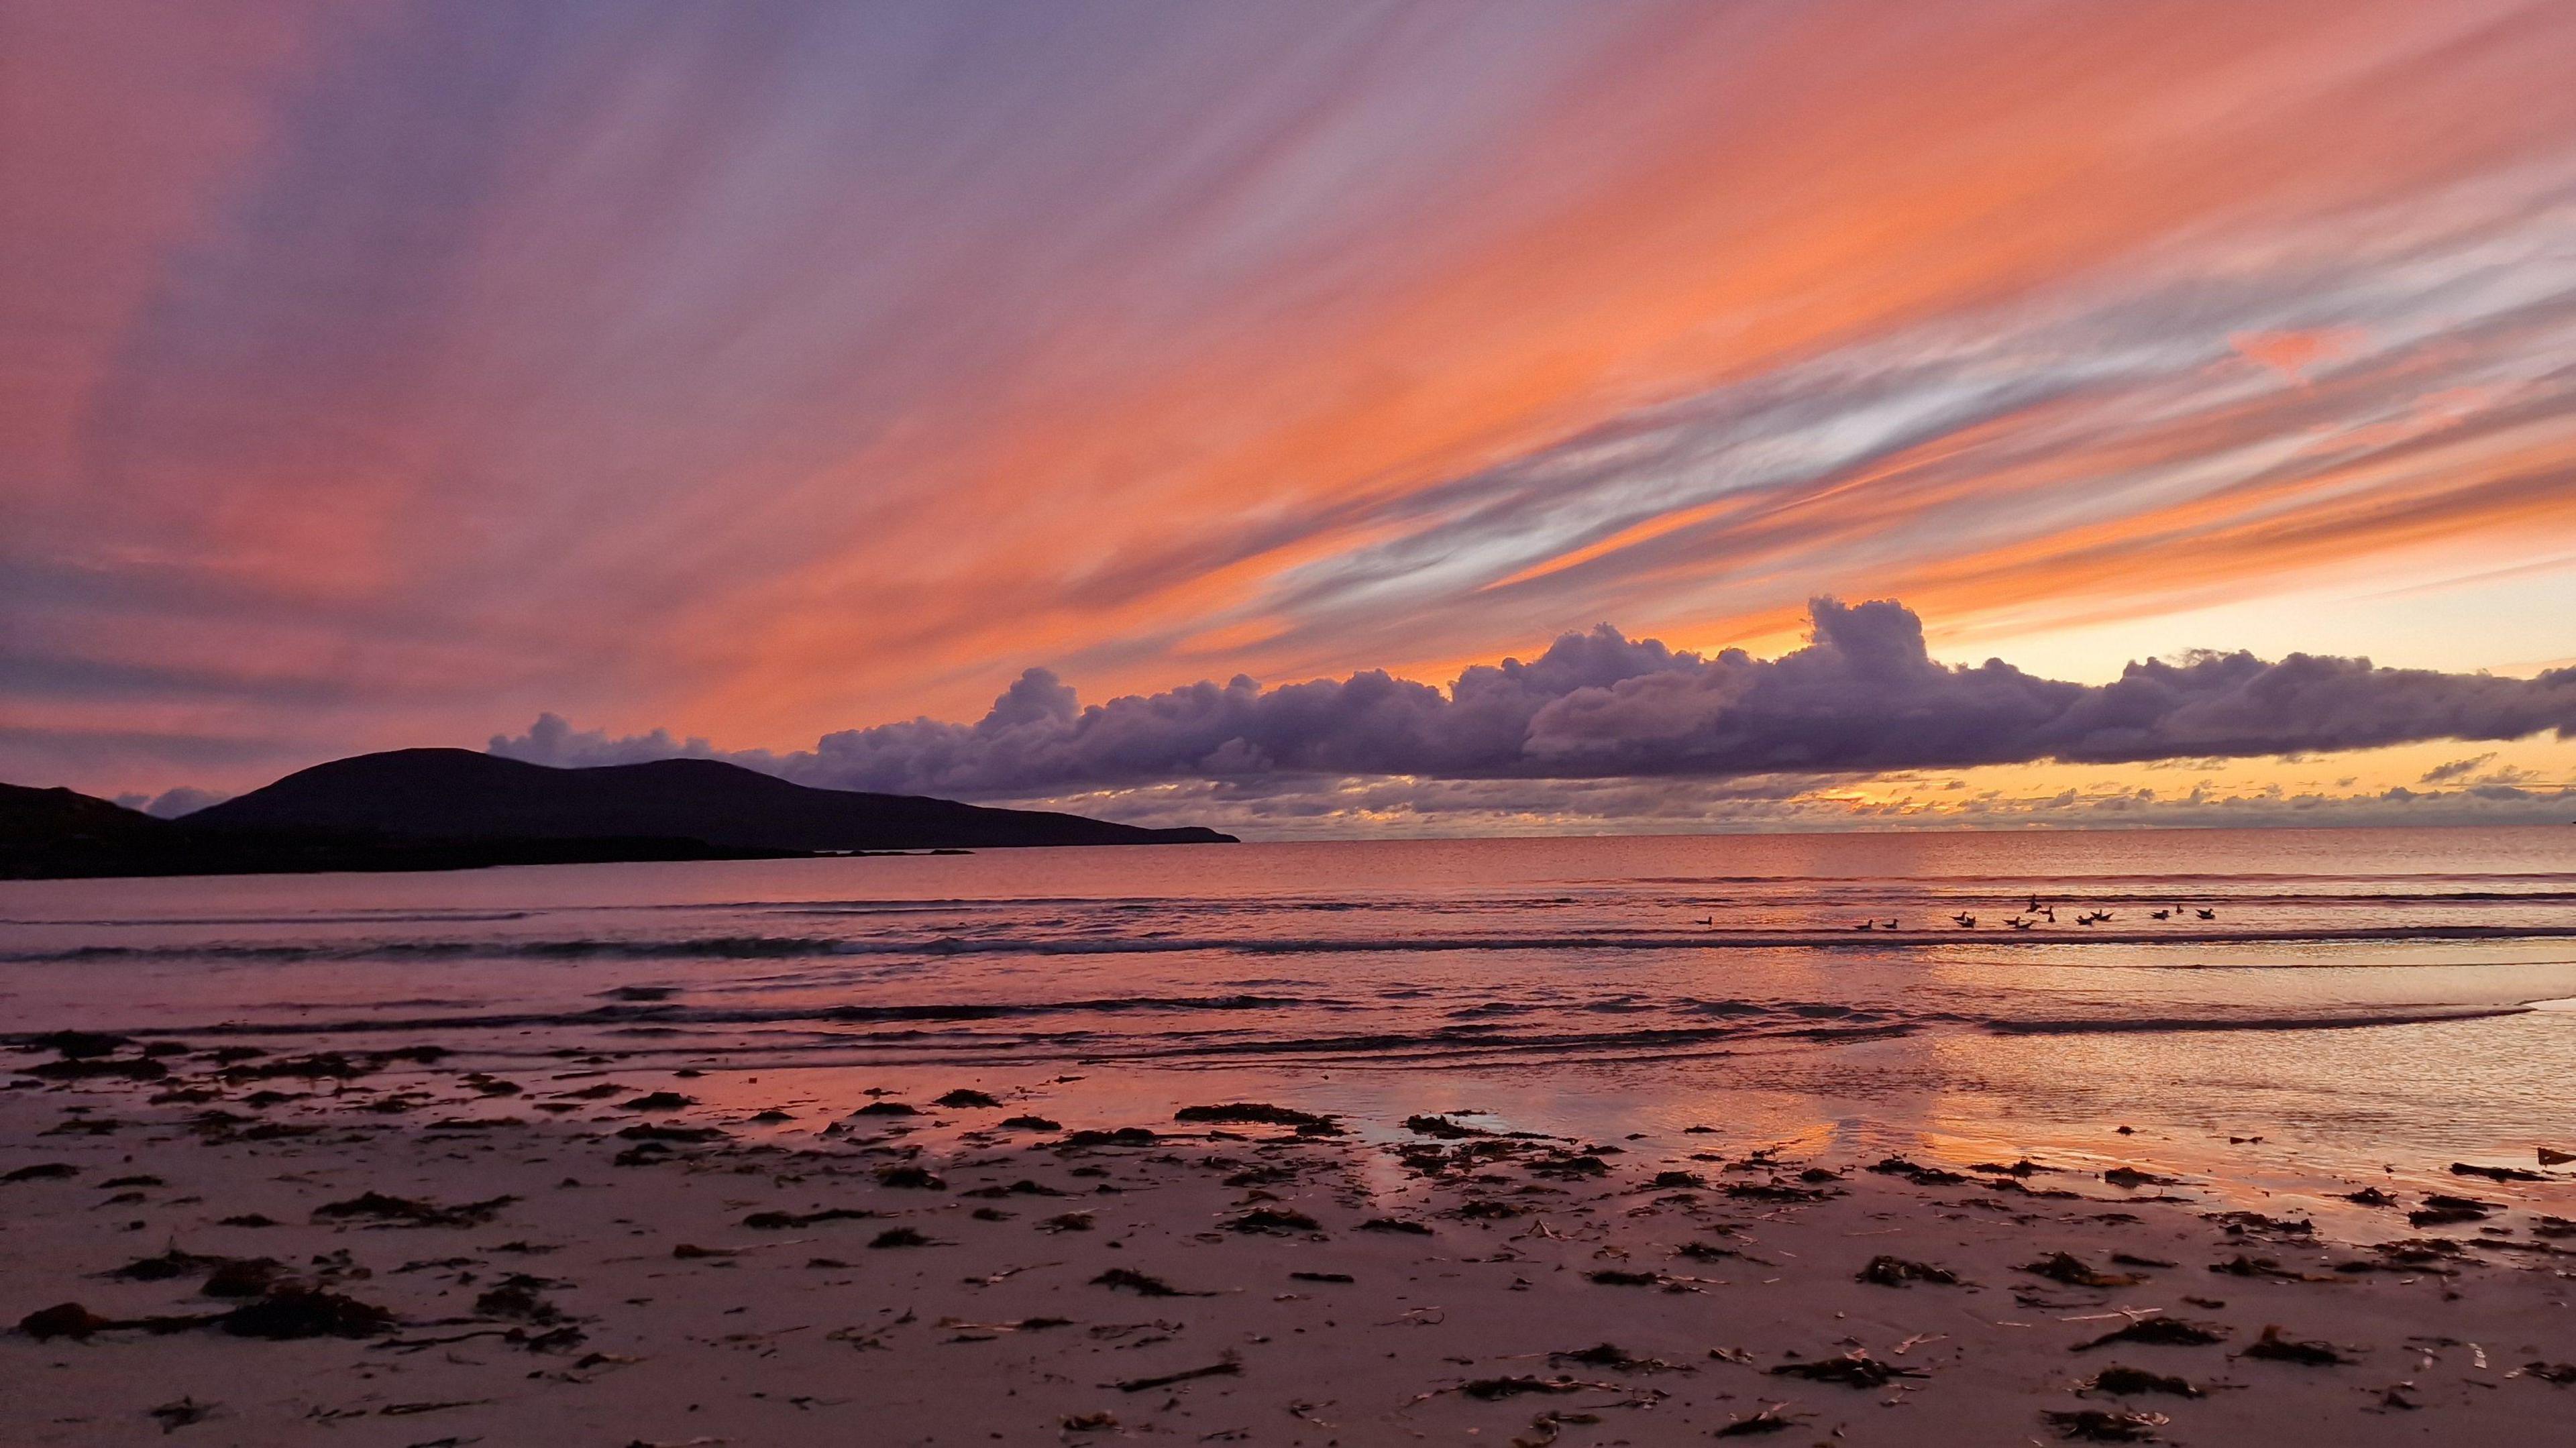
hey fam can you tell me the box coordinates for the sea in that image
[7,826,2573,1211]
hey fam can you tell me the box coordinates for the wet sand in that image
[5,1038,2573,1446]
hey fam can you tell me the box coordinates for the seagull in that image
[1854,920,1876,931]
[2150,909,2170,920]
[2195,907,2216,921]
[1951,912,1977,928]
[2008,917,2035,930]
[1695,916,1715,926]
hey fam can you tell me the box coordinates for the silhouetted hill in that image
[0,783,168,846]
[0,778,796,880]
[189,748,1234,851]
[1,749,1230,879]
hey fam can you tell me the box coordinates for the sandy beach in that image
[7,1034,2572,1447]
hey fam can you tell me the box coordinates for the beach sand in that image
[4,1040,2572,1446]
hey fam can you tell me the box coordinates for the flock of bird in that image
[1686,893,2223,932]
[1833,893,2218,932]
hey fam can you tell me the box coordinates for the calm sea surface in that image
[7,826,2574,1199]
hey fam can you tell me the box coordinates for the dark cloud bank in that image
[492,599,2576,799]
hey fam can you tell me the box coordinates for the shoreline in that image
[6,1041,2572,1445]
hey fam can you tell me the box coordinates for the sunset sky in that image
[8,0,2576,835]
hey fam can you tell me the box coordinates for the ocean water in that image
[7,826,2574,1196]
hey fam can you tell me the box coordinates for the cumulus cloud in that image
[994,772,2575,842]
[492,598,2576,797]
[488,713,730,771]
[109,786,233,819]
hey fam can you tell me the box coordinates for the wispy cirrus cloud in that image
[1157,164,2576,678]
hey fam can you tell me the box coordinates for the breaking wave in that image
[11,921,2576,966]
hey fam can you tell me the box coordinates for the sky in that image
[6,0,2576,837]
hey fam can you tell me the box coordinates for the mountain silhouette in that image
[189,748,1232,851]
[1,782,170,847]
[4,748,1232,879]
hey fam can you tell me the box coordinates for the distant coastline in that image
[1,748,1233,881]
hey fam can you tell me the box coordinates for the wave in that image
[2,936,887,963]
[699,887,2576,915]
[0,911,538,928]
[1114,1003,2538,1064]
[25,882,2572,935]
[15,920,2576,966]
[1069,1019,1926,1064]
[34,992,1331,1042]
[1982,1004,2533,1035]
[1635,870,2576,887]
[42,988,2550,1076]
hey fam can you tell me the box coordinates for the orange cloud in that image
[2231,327,2368,382]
